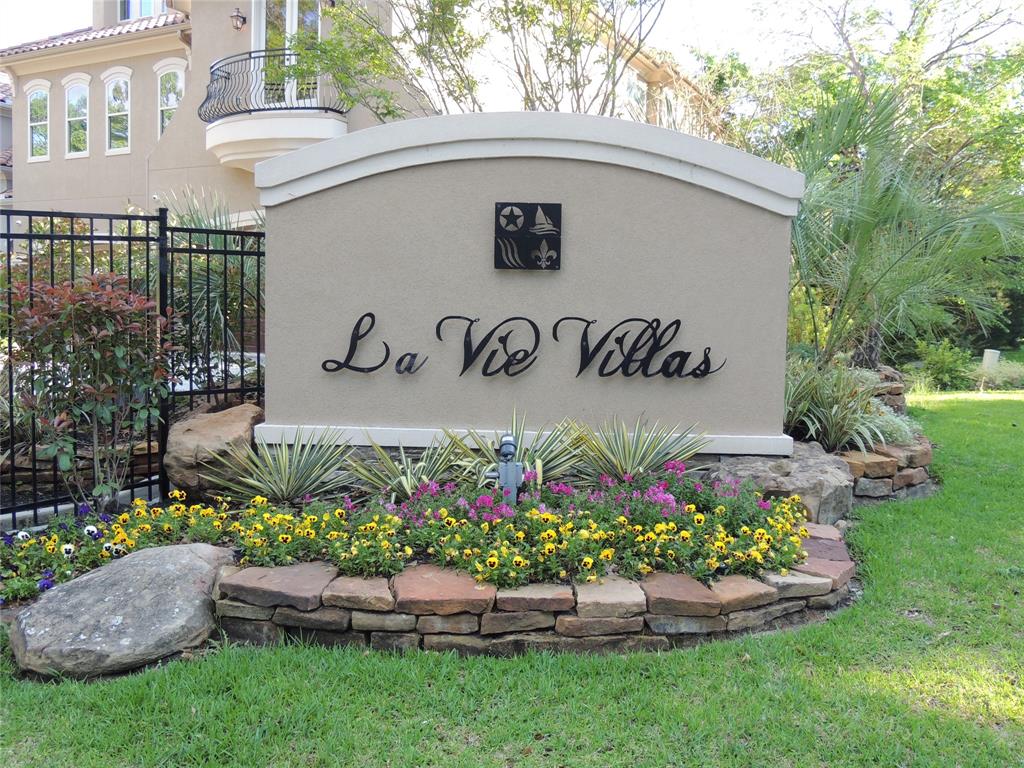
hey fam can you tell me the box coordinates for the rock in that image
[322,576,395,611]
[221,617,281,646]
[906,437,933,468]
[272,605,351,631]
[760,571,832,598]
[213,565,240,600]
[351,610,416,631]
[370,632,420,652]
[808,584,850,609]
[894,481,938,501]
[493,632,669,655]
[839,451,898,479]
[163,404,264,498]
[709,442,853,525]
[802,538,852,562]
[640,572,721,616]
[218,562,338,611]
[644,614,727,634]
[855,477,893,497]
[555,615,644,637]
[877,364,903,384]
[893,467,929,490]
[873,444,911,468]
[727,599,806,631]
[480,611,555,635]
[423,633,492,656]
[794,557,855,589]
[709,575,778,612]
[215,599,275,621]
[880,393,907,414]
[495,583,575,612]
[574,575,646,618]
[416,613,480,634]
[392,564,496,615]
[9,544,233,679]
[803,522,842,541]
[283,627,366,647]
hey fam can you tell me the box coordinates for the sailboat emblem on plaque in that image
[494,202,562,271]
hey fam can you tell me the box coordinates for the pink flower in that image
[476,494,494,508]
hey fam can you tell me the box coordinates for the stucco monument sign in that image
[254,112,804,455]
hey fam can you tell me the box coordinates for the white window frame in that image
[61,72,91,159]
[23,79,51,163]
[153,58,187,138]
[118,0,167,22]
[252,0,322,105]
[102,66,132,155]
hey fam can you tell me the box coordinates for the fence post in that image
[157,208,171,500]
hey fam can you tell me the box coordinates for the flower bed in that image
[2,465,812,604]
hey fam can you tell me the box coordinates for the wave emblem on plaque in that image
[494,202,561,271]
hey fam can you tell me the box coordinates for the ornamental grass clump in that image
[1,463,812,603]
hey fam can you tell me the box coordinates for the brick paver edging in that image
[213,523,855,655]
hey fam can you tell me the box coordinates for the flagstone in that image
[218,562,338,611]
[393,564,496,615]
[794,557,855,589]
[640,572,721,616]
[574,575,646,618]
[709,575,778,612]
[322,576,395,612]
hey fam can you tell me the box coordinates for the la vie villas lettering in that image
[322,313,725,381]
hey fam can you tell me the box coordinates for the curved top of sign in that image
[255,112,806,216]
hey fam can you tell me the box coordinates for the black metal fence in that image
[198,49,349,123]
[1,208,264,527]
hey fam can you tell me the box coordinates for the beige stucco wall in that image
[263,155,794,450]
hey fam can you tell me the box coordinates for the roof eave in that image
[0,21,190,66]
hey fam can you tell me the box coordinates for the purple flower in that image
[523,469,538,484]
[42,568,54,578]
[476,494,494,509]
[693,482,703,492]
[98,513,112,523]
[547,482,575,496]
[1,532,13,547]
[76,503,91,518]
[757,499,772,510]
[37,577,55,591]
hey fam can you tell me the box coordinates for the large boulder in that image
[9,544,234,679]
[707,442,854,525]
[164,403,264,498]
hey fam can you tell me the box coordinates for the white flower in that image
[102,542,113,552]
[84,525,99,536]
[61,543,76,558]
[16,530,31,541]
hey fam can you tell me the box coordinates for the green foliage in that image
[784,358,888,452]
[450,411,582,489]
[345,437,469,502]
[969,359,1024,391]
[866,401,921,445]
[574,416,706,486]
[915,339,973,390]
[1,274,169,511]
[200,430,353,506]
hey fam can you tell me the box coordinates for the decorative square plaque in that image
[494,202,562,271]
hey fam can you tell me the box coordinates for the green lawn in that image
[1001,347,1024,364]
[2,393,1023,768]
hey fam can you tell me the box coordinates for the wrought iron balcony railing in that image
[198,49,349,123]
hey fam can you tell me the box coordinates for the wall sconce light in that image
[323,0,336,7]
[230,7,247,31]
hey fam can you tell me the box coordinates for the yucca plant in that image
[199,429,352,506]
[575,416,707,486]
[784,358,889,452]
[345,437,468,502]
[449,411,582,489]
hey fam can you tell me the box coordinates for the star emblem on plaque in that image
[494,202,562,271]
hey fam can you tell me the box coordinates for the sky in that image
[0,0,1020,80]
[0,0,812,67]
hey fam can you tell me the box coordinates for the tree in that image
[286,0,670,119]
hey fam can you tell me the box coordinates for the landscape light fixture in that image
[230,7,247,31]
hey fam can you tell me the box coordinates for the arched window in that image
[23,80,50,161]
[102,67,132,154]
[154,58,186,137]
[62,73,91,158]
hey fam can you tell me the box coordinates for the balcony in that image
[199,49,350,172]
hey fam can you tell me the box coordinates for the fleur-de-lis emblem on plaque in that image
[494,202,561,270]
[532,239,558,269]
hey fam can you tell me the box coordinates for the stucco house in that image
[0,74,12,208]
[0,0,711,218]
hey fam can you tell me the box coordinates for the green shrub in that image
[915,339,973,390]
[968,360,1024,390]
[345,437,470,501]
[784,359,888,452]
[200,429,353,505]
[904,368,937,395]
[865,402,921,445]
[574,416,706,486]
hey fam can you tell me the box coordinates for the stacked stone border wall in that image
[214,523,855,656]
[840,436,935,503]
